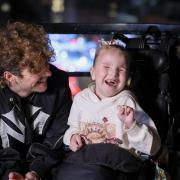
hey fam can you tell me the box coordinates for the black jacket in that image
[0,65,72,178]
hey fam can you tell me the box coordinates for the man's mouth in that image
[37,79,47,84]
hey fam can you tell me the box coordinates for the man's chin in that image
[34,84,47,93]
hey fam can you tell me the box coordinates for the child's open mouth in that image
[105,79,119,87]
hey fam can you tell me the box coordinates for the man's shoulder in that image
[48,64,69,87]
[0,87,15,113]
[50,64,69,80]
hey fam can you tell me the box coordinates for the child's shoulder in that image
[116,90,138,108]
[73,87,91,99]
[118,90,136,99]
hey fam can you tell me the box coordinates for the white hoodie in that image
[63,84,161,156]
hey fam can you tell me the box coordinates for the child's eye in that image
[104,66,109,69]
[119,68,126,72]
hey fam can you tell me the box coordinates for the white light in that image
[1,3,11,12]
[60,50,68,59]
[89,48,96,59]
[77,56,88,67]
[51,0,64,13]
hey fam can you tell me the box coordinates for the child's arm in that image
[63,92,88,150]
[117,103,161,156]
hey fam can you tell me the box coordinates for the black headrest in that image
[129,49,169,74]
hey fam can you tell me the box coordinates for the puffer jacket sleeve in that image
[28,65,72,178]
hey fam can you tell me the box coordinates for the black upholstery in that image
[127,48,174,179]
[129,49,171,145]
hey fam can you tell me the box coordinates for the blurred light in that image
[89,48,96,59]
[117,13,138,23]
[60,50,68,59]
[0,2,11,12]
[109,2,118,18]
[68,66,76,72]
[52,0,64,13]
[76,56,88,67]
[69,77,81,97]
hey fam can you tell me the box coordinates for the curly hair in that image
[0,21,55,87]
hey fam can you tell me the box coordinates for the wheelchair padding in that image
[64,144,142,172]
[128,49,170,144]
[53,144,142,180]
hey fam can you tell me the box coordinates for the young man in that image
[0,22,72,180]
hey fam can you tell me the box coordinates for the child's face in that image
[90,48,127,99]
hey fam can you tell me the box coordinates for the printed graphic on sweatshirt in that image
[0,105,49,148]
[79,117,123,145]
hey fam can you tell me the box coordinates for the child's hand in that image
[9,172,24,180]
[25,171,40,180]
[9,171,40,180]
[70,134,85,152]
[117,105,135,129]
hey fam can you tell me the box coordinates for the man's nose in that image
[44,68,52,77]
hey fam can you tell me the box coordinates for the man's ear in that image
[3,71,15,82]
[90,67,95,81]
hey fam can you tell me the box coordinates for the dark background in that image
[0,0,180,24]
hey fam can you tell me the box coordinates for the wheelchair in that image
[54,31,177,180]
[30,25,180,180]
[51,47,171,180]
